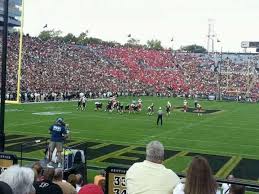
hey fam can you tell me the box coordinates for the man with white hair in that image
[126,141,180,194]
[0,165,35,194]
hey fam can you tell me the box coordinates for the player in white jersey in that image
[138,98,143,111]
[147,103,154,116]
[81,96,87,111]
[183,100,188,112]
[166,101,172,116]
[79,92,84,98]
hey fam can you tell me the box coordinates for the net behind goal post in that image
[6,0,24,104]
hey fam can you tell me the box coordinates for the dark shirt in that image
[34,180,63,194]
[49,124,67,142]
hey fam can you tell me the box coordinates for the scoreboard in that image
[241,41,259,48]
[105,167,128,194]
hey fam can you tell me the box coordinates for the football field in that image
[4,97,259,182]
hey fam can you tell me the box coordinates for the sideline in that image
[19,98,107,105]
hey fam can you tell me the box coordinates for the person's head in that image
[68,174,77,188]
[228,174,235,180]
[56,117,65,126]
[0,181,13,194]
[43,167,55,181]
[53,168,63,182]
[78,184,104,194]
[229,184,245,194]
[146,141,164,164]
[184,156,217,194]
[31,162,43,181]
[0,165,35,194]
[76,174,84,186]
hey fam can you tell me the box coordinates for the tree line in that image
[38,29,207,53]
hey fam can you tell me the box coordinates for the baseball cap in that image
[78,184,104,194]
[56,118,64,125]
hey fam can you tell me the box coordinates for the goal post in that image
[6,0,24,104]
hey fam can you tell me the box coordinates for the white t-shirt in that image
[126,160,180,194]
[221,183,230,194]
[76,184,82,193]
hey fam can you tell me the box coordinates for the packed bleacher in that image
[3,33,259,102]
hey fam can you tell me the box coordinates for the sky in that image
[23,0,259,52]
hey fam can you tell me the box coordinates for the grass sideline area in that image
[4,96,259,183]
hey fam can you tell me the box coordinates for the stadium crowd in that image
[0,140,246,194]
[0,161,104,194]
[3,33,259,102]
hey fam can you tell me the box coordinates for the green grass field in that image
[4,97,259,182]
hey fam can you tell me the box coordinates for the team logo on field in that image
[32,111,72,115]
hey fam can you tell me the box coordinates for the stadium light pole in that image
[0,0,9,152]
[219,46,222,101]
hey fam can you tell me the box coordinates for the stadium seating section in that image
[3,33,259,101]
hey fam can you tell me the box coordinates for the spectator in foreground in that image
[75,174,84,192]
[53,168,77,194]
[94,170,105,192]
[229,185,245,194]
[0,165,35,194]
[67,174,77,189]
[0,181,13,194]
[32,162,43,181]
[78,184,104,194]
[126,140,180,194]
[33,167,63,194]
[221,174,235,194]
[173,156,218,194]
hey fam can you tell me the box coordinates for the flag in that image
[128,34,131,38]
[171,37,174,42]
[43,24,47,28]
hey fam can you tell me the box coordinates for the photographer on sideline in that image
[48,118,68,168]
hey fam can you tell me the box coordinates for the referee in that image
[157,107,163,126]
